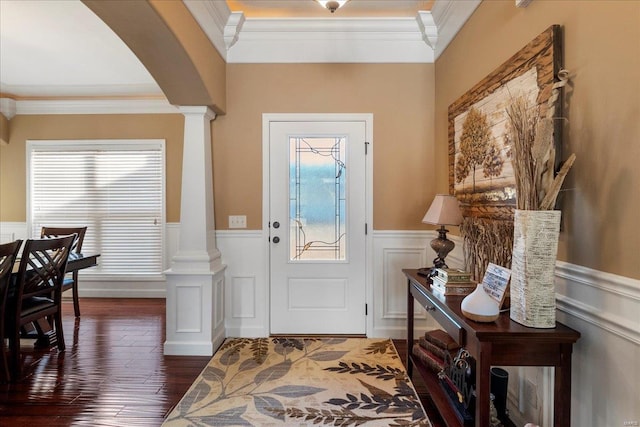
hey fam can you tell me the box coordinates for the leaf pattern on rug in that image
[249,337,269,364]
[325,361,406,380]
[163,338,431,427]
[253,359,292,386]
[194,405,252,426]
[326,378,425,421]
[265,385,326,398]
[254,395,285,421]
[364,339,399,359]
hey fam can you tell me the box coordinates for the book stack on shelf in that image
[431,268,476,296]
[411,329,460,374]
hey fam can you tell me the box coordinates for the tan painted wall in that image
[0,63,435,232]
[0,114,184,223]
[435,0,640,279]
[213,63,436,230]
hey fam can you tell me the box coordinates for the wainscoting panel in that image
[505,261,640,427]
[0,222,27,243]
[175,284,203,333]
[231,276,256,319]
[369,231,465,338]
[0,231,14,243]
[216,230,268,338]
[381,247,425,319]
[553,262,639,427]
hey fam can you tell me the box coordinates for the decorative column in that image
[164,106,226,356]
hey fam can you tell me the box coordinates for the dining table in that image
[11,252,100,275]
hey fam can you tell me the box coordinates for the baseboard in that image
[225,326,269,338]
[163,324,225,357]
[77,280,166,299]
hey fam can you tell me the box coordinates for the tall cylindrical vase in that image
[509,209,561,328]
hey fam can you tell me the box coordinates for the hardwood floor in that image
[0,299,445,427]
[0,299,210,426]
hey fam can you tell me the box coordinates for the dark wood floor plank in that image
[0,298,210,427]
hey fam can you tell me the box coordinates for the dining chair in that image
[0,240,22,382]
[7,235,75,379]
[40,227,87,317]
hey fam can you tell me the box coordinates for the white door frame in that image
[262,113,373,336]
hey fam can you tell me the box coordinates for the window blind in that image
[28,140,165,277]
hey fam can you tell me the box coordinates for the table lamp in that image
[420,194,463,276]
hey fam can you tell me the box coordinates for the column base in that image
[164,264,226,356]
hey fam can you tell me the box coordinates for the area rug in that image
[163,337,431,426]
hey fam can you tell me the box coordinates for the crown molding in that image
[0,82,163,98]
[186,0,482,64]
[14,98,180,115]
[183,0,231,60]
[224,12,246,50]
[430,0,481,59]
[416,11,438,50]
[228,17,434,63]
[0,98,17,119]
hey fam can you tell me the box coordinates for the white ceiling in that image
[0,0,161,98]
[0,0,480,101]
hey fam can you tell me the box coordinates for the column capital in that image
[178,105,216,121]
[0,98,17,120]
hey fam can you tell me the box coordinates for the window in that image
[27,140,165,278]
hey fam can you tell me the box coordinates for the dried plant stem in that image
[546,69,570,119]
[532,118,555,203]
[461,217,514,282]
[540,152,576,210]
[506,84,575,211]
[506,96,538,210]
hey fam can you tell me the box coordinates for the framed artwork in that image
[448,25,562,220]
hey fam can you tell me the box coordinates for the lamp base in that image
[432,256,449,270]
[419,226,455,278]
[418,225,455,277]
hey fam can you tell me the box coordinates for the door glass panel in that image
[289,136,346,261]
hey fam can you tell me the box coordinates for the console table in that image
[404,269,580,427]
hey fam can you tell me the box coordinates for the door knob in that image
[272,236,280,243]
[273,221,280,229]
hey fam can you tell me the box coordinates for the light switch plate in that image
[229,215,247,229]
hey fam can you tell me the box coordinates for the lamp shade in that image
[422,194,463,226]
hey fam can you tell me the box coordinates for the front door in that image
[268,117,368,335]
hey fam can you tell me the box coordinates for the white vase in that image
[461,283,499,322]
[509,209,561,328]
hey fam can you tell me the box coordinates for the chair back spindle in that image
[40,227,87,317]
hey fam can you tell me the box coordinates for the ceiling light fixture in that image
[316,0,349,13]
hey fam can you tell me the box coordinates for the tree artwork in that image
[482,140,504,179]
[455,107,503,191]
